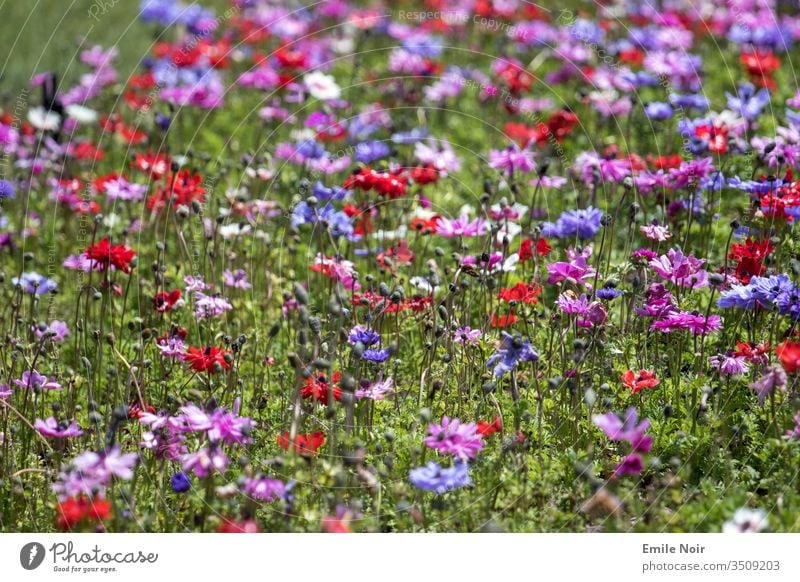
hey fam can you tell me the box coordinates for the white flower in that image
[304,71,342,100]
[27,106,61,131]
[722,508,769,533]
[65,104,98,124]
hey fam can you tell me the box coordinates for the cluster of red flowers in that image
[100,114,147,145]
[184,346,232,374]
[352,291,432,313]
[518,237,551,261]
[343,167,408,198]
[147,169,207,212]
[84,238,137,273]
[505,109,579,147]
[728,238,773,283]
[55,496,112,531]
[301,372,342,405]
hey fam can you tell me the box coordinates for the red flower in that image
[409,164,439,185]
[621,369,660,394]
[154,289,182,313]
[519,238,550,261]
[491,312,519,328]
[733,342,770,363]
[301,372,343,405]
[277,431,326,455]
[185,346,231,374]
[741,50,780,89]
[147,169,206,212]
[131,151,171,179]
[776,341,800,373]
[497,282,542,304]
[84,239,137,273]
[409,215,441,234]
[55,496,112,531]
[477,416,503,436]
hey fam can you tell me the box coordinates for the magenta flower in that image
[546,256,596,289]
[651,311,722,334]
[35,417,83,438]
[709,354,750,376]
[0,384,12,399]
[424,417,484,461]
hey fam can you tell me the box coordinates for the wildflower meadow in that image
[2,0,800,535]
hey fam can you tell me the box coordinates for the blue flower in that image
[348,325,380,347]
[726,83,771,121]
[486,332,539,378]
[362,348,391,363]
[0,179,16,198]
[312,181,350,201]
[718,274,799,315]
[13,272,57,295]
[669,93,710,111]
[354,141,391,164]
[596,287,624,300]
[171,472,191,493]
[541,207,604,240]
[409,462,470,494]
[644,102,673,120]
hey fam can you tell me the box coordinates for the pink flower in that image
[424,417,484,461]
[436,214,488,238]
[649,248,708,288]
[640,223,672,241]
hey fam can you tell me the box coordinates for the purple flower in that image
[409,462,470,494]
[194,293,232,319]
[13,370,62,391]
[34,320,70,341]
[488,144,536,175]
[726,83,771,120]
[35,417,83,438]
[486,332,539,378]
[454,326,481,345]
[709,354,750,376]
[182,446,229,478]
[749,365,787,406]
[355,377,395,400]
[649,248,708,289]
[0,384,12,399]
[592,407,653,454]
[103,176,146,201]
[424,417,484,461]
[541,207,604,240]
[242,476,286,501]
[223,269,252,290]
